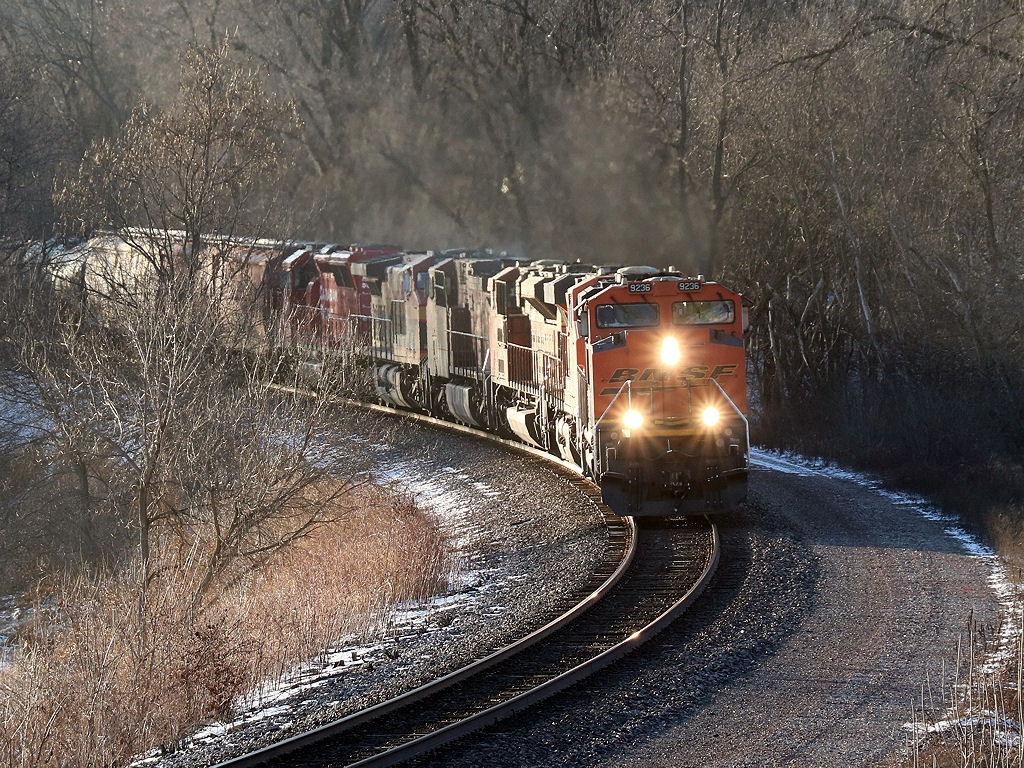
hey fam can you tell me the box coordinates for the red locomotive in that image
[281,248,749,517]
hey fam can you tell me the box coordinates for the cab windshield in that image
[672,300,735,325]
[595,303,660,328]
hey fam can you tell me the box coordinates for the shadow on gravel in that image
[405,498,821,768]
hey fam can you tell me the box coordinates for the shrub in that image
[0,485,453,768]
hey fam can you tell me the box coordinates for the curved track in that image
[211,398,719,768]
[420,459,1007,767]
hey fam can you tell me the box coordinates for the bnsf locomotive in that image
[278,245,749,517]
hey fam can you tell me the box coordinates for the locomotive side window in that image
[672,300,735,325]
[331,266,353,288]
[294,262,317,289]
[595,303,660,328]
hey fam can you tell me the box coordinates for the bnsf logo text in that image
[599,365,737,395]
[628,283,652,293]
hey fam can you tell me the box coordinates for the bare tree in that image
[0,57,66,240]
[57,37,299,287]
[24,39,377,606]
[611,0,776,273]
[0,0,140,146]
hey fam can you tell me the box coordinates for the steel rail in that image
[345,519,719,768]
[212,391,638,768]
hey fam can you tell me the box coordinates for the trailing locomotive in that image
[279,246,749,517]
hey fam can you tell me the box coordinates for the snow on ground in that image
[0,594,24,668]
[751,447,1024,746]
[129,449,507,765]
[378,461,488,550]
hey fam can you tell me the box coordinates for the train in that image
[275,243,750,517]
[43,234,750,517]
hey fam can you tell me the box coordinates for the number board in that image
[628,283,653,293]
[677,281,702,292]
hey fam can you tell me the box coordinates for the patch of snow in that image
[0,595,22,668]
[374,459,497,550]
[904,712,1021,750]
[471,481,502,499]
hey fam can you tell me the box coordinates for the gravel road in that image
[414,459,1003,768]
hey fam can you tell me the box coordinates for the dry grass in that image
[905,616,1024,768]
[0,484,453,768]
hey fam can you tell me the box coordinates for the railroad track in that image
[218,395,719,768]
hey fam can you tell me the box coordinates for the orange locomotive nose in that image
[577,273,749,516]
[593,330,744,427]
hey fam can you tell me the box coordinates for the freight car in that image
[281,246,749,517]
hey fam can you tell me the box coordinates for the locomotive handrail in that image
[591,379,632,477]
[589,377,747,479]
[448,329,488,379]
[504,341,566,401]
[709,377,750,458]
[350,312,393,359]
[593,379,632,430]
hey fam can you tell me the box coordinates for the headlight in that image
[624,410,643,430]
[701,406,720,426]
[660,337,681,366]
